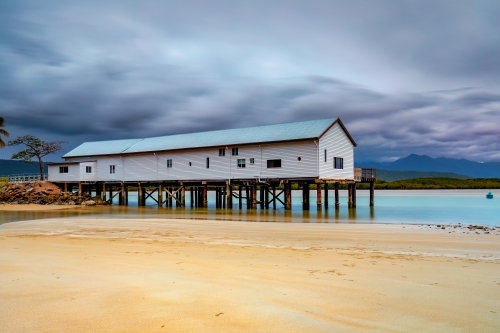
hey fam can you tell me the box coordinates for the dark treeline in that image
[354,178,500,190]
[286,178,500,190]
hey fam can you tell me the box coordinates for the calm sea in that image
[1,190,498,226]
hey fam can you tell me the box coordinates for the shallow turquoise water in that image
[1,190,498,226]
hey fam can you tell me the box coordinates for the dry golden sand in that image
[1,218,499,332]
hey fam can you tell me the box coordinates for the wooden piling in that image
[334,183,339,210]
[138,182,143,206]
[370,181,374,207]
[272,186,276,210]
[302,183,310,211]
[226,183,232,209]
[118,183,124,205]
[190,187,194,207]
[284,183,292,210]
[168,187,173,207]
[194,187,198,207]
[252,186,257,209]
[352,183,357,208]
[324,184,328,210]
[238,186,243,209]
[265,187,269,210]
[348,183,354,208]
[102,183,106,201]
[181,183,185,207]
[222,186,226,209]
[158,184,163,208]
[245,186,250,209]
[203,184,208,207]
[316,184,322,211]
[260,185,266,209]
[124,185,129,206]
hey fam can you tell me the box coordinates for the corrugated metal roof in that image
[63,138,143,158]
[63,118,338,158]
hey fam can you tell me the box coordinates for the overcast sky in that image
[1,0,499,162]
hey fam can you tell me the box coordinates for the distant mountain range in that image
[0,159,49,176]
[374,169,470,182]
[357,154,500,178]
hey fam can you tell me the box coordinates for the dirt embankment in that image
[0,181,106,206]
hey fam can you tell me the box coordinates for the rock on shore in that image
[0,181,107,206]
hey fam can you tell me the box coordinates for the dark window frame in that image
[86,166,92,173]
[110,165,115,174]
[232,147,238,156]
[267,159,282,168]
[237,158,246,168]
[167,159,173,168]
[206,157,210,169]
[219,148,225,156]
[334,157,344,169]
[59,166,68,173]
[324,149,327,162]
[249,158,255,165]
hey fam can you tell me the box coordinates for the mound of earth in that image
[0,181,107,206]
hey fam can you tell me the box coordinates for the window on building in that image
[237,159,246,168]
[334,157,344,169]
[206,157,210,169]
[267,159,282,168]
[232,147,238,156]
[189,162,192,166]
[167,159,172,168]
[297,157,302,161]
[86,166,92,173]
[59,166,68,173]
[324,149,327,162]
[250,158,254,165]
[110,165,115,174]
[219,148,225,156]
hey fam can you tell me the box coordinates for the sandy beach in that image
[1,217,499,332]
[0,203,82,211]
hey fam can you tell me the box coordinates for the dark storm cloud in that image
[0,0,499,162]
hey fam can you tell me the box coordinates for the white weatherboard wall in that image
[318,123,354,180]
[56,139,320,182]
[48,164,79,182]
[80,162,97,181]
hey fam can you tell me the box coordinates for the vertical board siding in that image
[48,164,79,182]
[318,123,354,179]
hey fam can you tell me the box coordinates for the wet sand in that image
[0,204,81,211]
[1,218,499,332]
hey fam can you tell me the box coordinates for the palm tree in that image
[0,117,9,147]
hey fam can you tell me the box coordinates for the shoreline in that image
[0,203,82,211]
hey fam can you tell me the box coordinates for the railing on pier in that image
[1,174,48,183]
[354,168,376,182]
